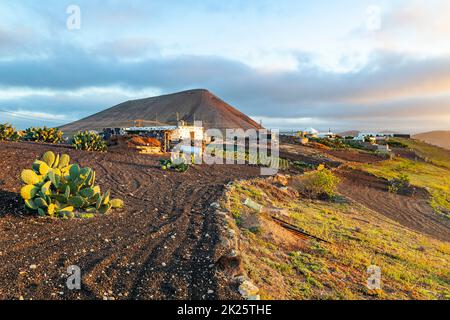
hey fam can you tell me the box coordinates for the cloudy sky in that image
[1,0,450,132]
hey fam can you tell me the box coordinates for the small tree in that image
[388,173,412,195]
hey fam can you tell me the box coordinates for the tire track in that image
[0,142,261,299]
[337,168,450,242]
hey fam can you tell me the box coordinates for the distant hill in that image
[413,131,450,150]
[59,89,263,133]
[338,130,360,137]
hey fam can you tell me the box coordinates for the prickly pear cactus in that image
[22,127,63,144]
[19,151,124,219]
[72,131,107,152]
[0,123,21,141]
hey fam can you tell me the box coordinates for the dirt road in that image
[0,142,261,300]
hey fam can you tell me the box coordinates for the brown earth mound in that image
[59,89,263,133]
[0,141,261,300]
[337,168,450,242]
[127,136,161,147]
[413,131,450,150]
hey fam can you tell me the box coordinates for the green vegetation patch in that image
[393,138,450,170]
[360,157,450,216]
[224,177,450,300]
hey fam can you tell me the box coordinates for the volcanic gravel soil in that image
[0,142,261,300]
[337,168,450,242]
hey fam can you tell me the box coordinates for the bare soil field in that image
[337,168,450,242]
[0,142,261,300]
[279,143,342,167]
[324,149,385,164]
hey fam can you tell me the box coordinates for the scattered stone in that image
[263,207,289,217]
[243,198,263,213]
[29,264,37,269]
[210,202,220,209]
[238,280,260,299]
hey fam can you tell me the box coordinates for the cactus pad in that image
[110,199,124,209]
[21,169,40,185]
[20,151,124,218]
[21,185,38,200]
[42,151,56,167]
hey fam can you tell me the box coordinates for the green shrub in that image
[310,138,348,149]
[292,161,316,171]
[0,123,22,141]
[342,140,376,152]
[23,127,63,143]
[72,131,107,152]
[20,151,123,218]
[298,168,340,199]
[159,159,190,173]
[388,173,413,195]
[386,140,408,148]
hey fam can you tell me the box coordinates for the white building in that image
[317,131,335,139]
[354,132,394,141]
[125,120,205,152]
[126,121,204,141]
[297,127,319,138]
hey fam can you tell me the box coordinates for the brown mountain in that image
[413,131,450,150]
[59,89,262,133]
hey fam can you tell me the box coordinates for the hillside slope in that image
[222,176,450,300]
[413,131,450,150]
[59,89,262,133]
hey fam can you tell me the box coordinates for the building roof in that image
[125,126,178,131]
[302,127,319,134]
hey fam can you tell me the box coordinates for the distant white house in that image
[298,127,319,138]
[317,130,335,139]
[354,132,394,141]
